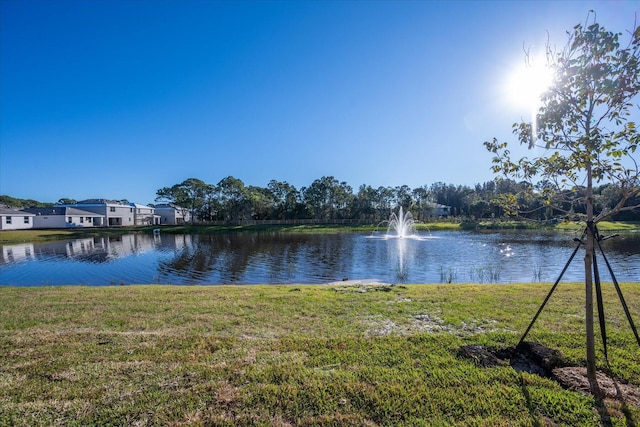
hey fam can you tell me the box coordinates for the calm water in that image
[1,230,639,286]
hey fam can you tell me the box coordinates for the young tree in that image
[485,14,639,392]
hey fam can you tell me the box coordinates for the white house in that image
[23,207,105,229]
[430,203,451,217]
[61,200,137,227]
[154,204,190,225]
[0,207,35,230]
[130,203,160,226]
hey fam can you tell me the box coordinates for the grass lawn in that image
[1,283,639,426]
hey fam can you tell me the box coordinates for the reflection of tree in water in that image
[156,233,316,284]
[306,234,355,282]
[259,233,307,283]
[157,235,224,282]
[602,234,640,256]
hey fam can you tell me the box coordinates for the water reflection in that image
[1,230,639,286]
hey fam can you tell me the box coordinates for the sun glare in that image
[504,55,554,143]
[506,61,553,109]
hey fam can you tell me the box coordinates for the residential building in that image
[61,200,136,227]
[23,207,105,229]
[0,207,35,230]
[430,203,451,217]
[130,203,160,226]
[154,204,190,225]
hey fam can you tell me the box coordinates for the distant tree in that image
[352,185,379,222]
[216,176,249,221]
[376,186,395,218]
[411,186,432,221]
[156,178,211,223]
[429,182,473,216]
[394,185,413,210]
[56,198,77,205]
[303,176,350,220]
[0,195,52,208]
[268,180,300,219]
[246,185,273,220]
[484,14,640,391]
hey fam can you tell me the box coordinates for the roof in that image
[0,207,35,216]
[75,199,129,206]
[154,204,183,210]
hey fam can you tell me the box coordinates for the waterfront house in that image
[59,200,137,227]
[130,203,160,226]
[23,207,105,229]
[0,207,35,230]
[154,204,190,225]
[430,203,451,217]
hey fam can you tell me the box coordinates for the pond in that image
[1,230,639,286]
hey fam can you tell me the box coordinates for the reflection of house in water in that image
[1,234,164,264]
[1,243,35,263]
[154,233,194,250]
[22,238,109,262]
[105,234,162,257]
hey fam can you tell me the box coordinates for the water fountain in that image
[386,206,417,238]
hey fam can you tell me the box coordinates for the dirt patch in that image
[366,314,512,337]
[553,367,640,406]
[458,341,640,405]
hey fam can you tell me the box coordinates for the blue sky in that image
[1,0,638,205]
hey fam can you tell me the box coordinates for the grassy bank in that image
[1,283,639,426]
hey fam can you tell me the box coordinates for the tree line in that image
[154,176,640,224]
[2,176,637,224]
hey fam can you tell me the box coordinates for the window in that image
[110,207,116,212]
[24,216,30,224]
[6,216,12,224]
[68,217,73,223]
[87,217,92,223]
[80,217,84,223]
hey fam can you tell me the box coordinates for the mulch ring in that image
[458,341,640,406]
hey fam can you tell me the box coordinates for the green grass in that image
[0,226,155,244]
[555,221,640,232]
[1,283,639,426]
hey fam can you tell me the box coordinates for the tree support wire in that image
[517,226,640,355]
[517,230,585,347]
[595,232,640,349]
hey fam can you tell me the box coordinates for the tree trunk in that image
[585,225,597,386]
[585,163,599,394]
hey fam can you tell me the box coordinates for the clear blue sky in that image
[1,0,637,205]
